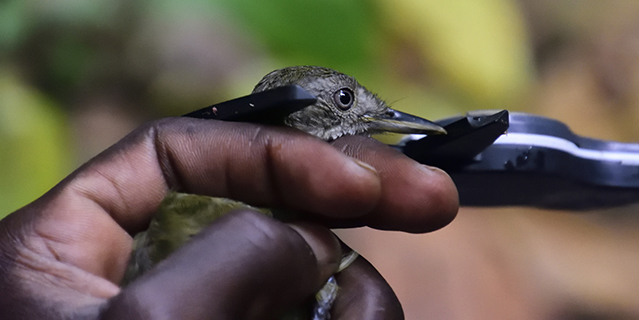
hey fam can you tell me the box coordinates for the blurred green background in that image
[3,0,639,318]
[0,0,534,215]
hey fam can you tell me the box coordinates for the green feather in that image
[122,193,269,286]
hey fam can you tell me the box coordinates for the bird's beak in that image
[365,109,447,135]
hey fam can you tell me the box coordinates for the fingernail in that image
[419,164,447,176]
[352,158,378,175]
[288,223,342,284]
[337,250,359,272]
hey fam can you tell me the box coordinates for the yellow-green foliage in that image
[0,73,71,218]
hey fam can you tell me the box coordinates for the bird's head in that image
[253,66,446,141]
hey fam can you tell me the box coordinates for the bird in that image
[253,65,446,141]
[123,66,446,319]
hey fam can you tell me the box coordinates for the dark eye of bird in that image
[333,88,354,111]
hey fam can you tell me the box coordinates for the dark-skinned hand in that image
[0,118,458,319]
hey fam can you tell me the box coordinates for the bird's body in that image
[123,193,269,285]
[124,66,445,319]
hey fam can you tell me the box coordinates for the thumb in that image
[101,211,341,319]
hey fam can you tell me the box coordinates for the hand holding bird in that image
[124,66,450,319]
[0,66,458,320]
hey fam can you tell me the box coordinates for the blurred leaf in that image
[216,0,380,75]
[48,34,99,92]
[29,0,123,29]
[0,72,72,218]
[0,0,30,52]
[377,0,533,109]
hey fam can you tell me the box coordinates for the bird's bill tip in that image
[366,109,447,135]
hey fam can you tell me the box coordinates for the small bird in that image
[123,66,446,319]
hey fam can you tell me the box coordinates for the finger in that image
[101,211,341,320]
[331,135,459,233]
[20,118,381,281]
[332,254,404,320]
[61,118,383,231]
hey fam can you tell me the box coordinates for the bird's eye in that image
[333,88,354,111]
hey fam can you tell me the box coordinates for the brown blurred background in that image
[2,0,639,318]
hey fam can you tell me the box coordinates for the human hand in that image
[0,118,458,319]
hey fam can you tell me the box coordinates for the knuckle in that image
[223,210,309,262]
